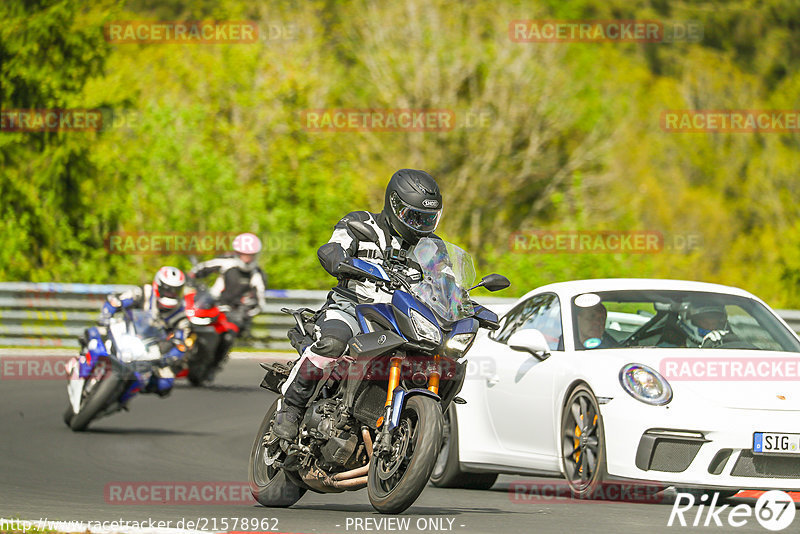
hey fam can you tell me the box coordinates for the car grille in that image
[730,451,800,478]
[649,439,704,472]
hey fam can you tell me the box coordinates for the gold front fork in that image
[385,356,403,407]
[427,354,441,394]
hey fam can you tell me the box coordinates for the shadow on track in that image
[74,426,212,437]
[173,383,260,393]
[285,503,513,516]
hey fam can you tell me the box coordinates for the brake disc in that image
[377,418,412,481]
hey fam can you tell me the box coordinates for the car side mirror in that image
[347,220,380,244]
[508,329,551,360]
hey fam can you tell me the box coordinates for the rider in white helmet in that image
[96,266,191,395]
[679,303,735,347]
[188,233,269,356]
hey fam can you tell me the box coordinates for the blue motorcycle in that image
[64,309,180,431]
[249,221,510,514]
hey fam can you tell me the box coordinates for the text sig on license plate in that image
[753,432,800,454]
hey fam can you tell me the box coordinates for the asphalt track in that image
[1,352,797,534]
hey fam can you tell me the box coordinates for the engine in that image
[302,398,359,468]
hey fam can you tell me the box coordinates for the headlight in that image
[446,332,475,353]
[189,316,213,326]
[409,309,441,344]
[619,363,672,405]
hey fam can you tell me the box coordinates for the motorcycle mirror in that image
[470,273,511,292]
[347,220,380,244]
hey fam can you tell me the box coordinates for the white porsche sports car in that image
[431,279,800,496]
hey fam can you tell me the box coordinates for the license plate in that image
[753,432,800,455]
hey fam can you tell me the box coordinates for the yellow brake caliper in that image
[573,413,598,472]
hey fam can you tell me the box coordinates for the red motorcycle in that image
[182,288,241,386]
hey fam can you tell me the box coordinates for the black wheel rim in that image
[432,408,451,478]
[562,391,601,492]
[253,417,280,486]
[374,409,419,494]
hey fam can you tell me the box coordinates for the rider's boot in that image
[274,357,324,439]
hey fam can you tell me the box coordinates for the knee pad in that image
[312,336,347,358]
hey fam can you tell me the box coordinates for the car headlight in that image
[409,309,441,344]
[189,316,213,326]
[446,332,475,353]
[619,363,672,405]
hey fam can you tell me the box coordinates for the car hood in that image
[583,348,800,411]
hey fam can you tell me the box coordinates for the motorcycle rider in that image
[93,266,190,396]
[274,169,443,439]
[187,232,269,357]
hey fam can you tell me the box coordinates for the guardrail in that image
[0,282,515,351]
[776,309,800,334]
[4,282,799,351]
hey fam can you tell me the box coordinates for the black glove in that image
[287,326,314,355]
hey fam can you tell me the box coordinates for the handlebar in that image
[337,258,416,294]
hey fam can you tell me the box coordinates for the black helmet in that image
[382,169,442,245]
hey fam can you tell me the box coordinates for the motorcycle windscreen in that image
[408,237,476,322]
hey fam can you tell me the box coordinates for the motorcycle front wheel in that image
[368,395,443,514]
[186,336,215,387]
[68,360,125,432]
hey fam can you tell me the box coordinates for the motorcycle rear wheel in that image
[368,395,443,514]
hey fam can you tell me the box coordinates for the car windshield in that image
[571,289,800,352]
[409,237,476,322]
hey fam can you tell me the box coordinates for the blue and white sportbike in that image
[249,221,510,514]
[63,309,183,431]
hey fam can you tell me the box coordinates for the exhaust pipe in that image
[301,464,368,492]
[362,427,374,458]
[299,427,375,492]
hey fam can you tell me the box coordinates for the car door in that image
[483,293,564,467]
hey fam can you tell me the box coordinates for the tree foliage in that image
[2,0,800,306]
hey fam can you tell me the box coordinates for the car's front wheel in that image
[560,384,607,498]
[430,404,498,490]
